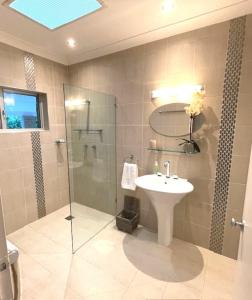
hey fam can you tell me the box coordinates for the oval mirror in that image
[149,103,190,137]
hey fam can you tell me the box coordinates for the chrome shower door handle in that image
[231,218,246,231]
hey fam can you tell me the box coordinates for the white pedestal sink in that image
[135,174,194,246]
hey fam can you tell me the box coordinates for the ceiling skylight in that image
[7,0,102,30]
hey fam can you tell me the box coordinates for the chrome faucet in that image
[164,160,171,178]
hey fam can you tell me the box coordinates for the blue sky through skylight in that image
[9,0,102,30]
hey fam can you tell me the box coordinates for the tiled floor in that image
[7,205,236,300]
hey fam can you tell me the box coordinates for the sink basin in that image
[135,174,194,246]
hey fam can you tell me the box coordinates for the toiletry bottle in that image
[153,160,159,174]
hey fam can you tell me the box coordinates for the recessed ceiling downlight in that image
[7,0,102,30]
[67,38,76,48]
[161,0,175,13]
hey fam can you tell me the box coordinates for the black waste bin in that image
[116,195,140,234]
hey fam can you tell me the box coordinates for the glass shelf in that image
[147,148,200,154]
[147,147,186,154]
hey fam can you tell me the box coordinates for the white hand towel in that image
[121,162,138,191]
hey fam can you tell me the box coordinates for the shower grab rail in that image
[72,128,103,134]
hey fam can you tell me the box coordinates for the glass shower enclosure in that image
[64,85,116,252]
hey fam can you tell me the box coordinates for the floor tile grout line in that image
[72,217,116,254]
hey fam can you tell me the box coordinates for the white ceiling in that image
[0,0,251,65]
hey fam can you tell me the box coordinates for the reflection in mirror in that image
[149,103,192,137]
[149,102,204,138]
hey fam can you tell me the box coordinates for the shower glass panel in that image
[64,84,116,252]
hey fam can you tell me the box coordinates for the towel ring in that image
[124,154,136,163]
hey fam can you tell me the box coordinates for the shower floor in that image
[7,205,236,300]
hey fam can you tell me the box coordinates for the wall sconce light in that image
[151,84,204,103]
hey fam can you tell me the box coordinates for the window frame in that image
[0,86,49,131]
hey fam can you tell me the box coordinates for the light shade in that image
[8,0,102,30]
[151,85,204,103]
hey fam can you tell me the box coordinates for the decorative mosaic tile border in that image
[209,16,246,254]
[24,52,47,218]
[31,131,46,218]
[24,53,36,91]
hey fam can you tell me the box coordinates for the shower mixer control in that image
[55,139,66,144]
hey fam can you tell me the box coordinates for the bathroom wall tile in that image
[230,155,250,184]
[1,189,25,216]
[186,152,217,180]
[187,178,214,204]
[43,162,58,184]
[35,56,54,89]
[0,169,23,194]
[18,146,33,168]
[243,30,252,62]
[0,43,14,80]
[140,207,158,232]
[41,143,58,164]
[173,217,185,241]
[233,125,252,157]
[116,125,142,147]
[120,81,144,104]
[3,207,27,234]
[0,148,23,171]
[195,35,228,72]
[122,46,145,83]
[117,103,143,125]
[236,93,252,126]
[239,60,252,94]
[227,182,246,212]
[55,106,66,125]
[25,186,38,223]
[183,222,210,249]
[184,197,212,229]
[142,101,157,125]
[48,105,57,125]
[174,200,186,221]
[144,39,168,82]
[195,67,225,97]
[22,167,35,188]
[40,130,54,145]
[166,38,195,75]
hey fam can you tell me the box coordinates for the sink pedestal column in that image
[148,191,183,246]
[156,203,174,246]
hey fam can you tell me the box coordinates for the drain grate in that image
[65,215,74,221]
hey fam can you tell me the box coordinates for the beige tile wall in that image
[0,43,69,234]
[68,17,252,259]
[222,15,252,258]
